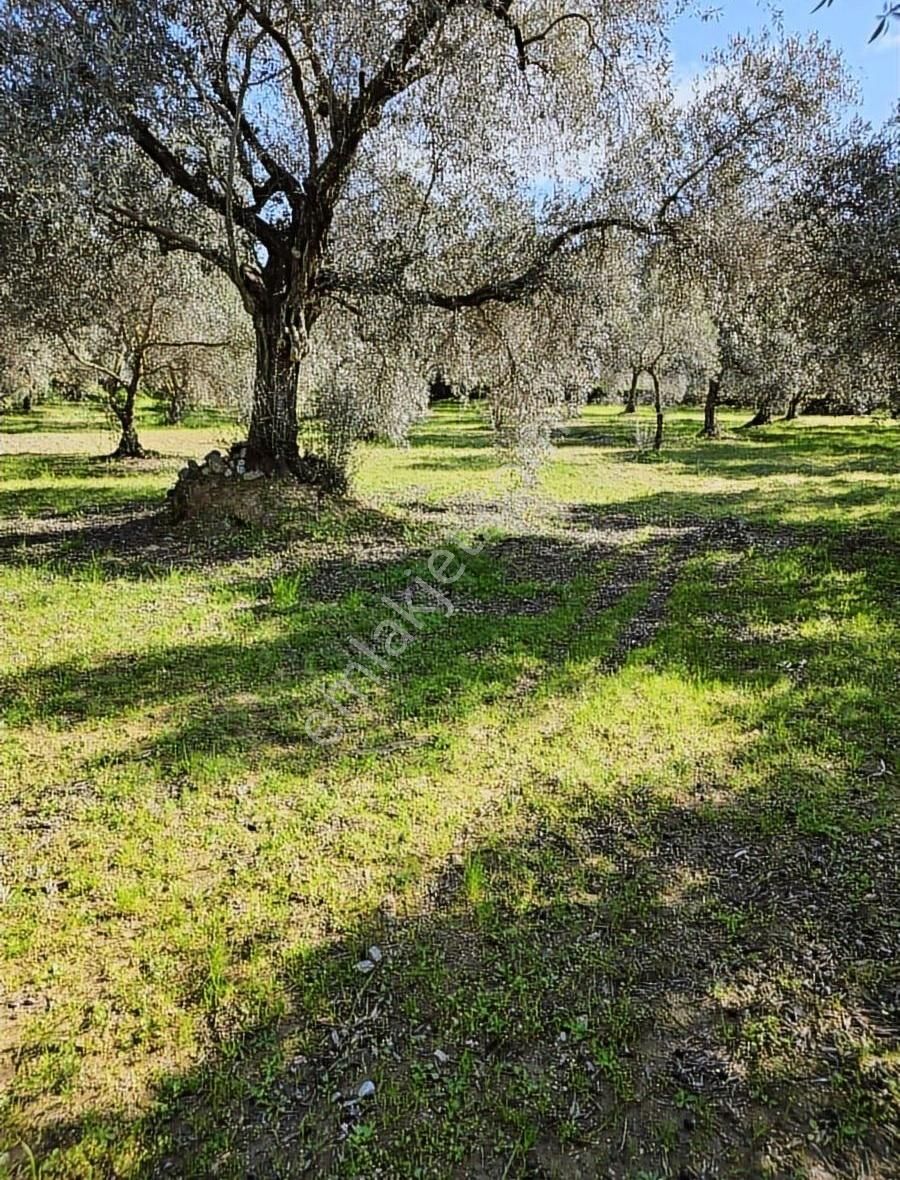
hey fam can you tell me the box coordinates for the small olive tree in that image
[0,194,249,456]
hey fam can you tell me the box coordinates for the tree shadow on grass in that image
[405,453,502,472]
[2,500,895,777]
[2,496,898,1176]
[567,481,900,545]
[556,417,899,482]
[0,406,110,435]
[0,529,667,771]
[11,552,898,1177]
[0,486,414,580]
[0,453,175,526]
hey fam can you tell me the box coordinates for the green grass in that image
[0,401,898,1178]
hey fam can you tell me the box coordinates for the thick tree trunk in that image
[700,377,721,438]
[784,393,802,422]
[624,368,639,413]
[109,374,145,459]
[652,371,663,452]
[745,404,773,428]
[246,305,302,473]
[164,375,189,425]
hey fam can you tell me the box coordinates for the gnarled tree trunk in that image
[624,368,639,413]
[651,371,663,452]
[700,376,721,438]
[784,392,803,421]
[745,404,773,428]
[108,370,145,459]
[246,302,303,473]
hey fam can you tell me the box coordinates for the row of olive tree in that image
[576,111,899,442]
[0,189,255,455]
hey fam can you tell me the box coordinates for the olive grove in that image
[0,0,864,491]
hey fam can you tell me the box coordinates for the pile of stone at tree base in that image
[168,443,318,526]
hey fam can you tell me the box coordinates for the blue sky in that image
[669,1,899,127]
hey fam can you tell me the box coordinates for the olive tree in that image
[794,119,900,415]
[0,191,248,456]
[600,241,716,449]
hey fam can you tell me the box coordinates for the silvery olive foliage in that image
[0,2,854,483]
[794,118,900,415]
[0,331,58,407]
[0,182,253,454]
[598,238,717,431]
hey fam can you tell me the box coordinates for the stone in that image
[367,945,383,963]
[355,959,375,974]
[434,1049,449,1065]
[168,468,325,527]
[358,1080,376,1099]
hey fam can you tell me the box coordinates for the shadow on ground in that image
[18,665,899,1177]
[557,417,899,482]
[2,506,898,1177]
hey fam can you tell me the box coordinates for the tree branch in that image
[104,204,232,274]
[126,114,281,252]
[213,10,304,210]
[59,335,125,389]
[244,1,319,173]
[414,215,665,309]
[148,338,234,350]
[658,103,787,224]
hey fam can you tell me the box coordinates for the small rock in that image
[356,959,376,974]
[358,1079,376,1099]
[434,1049,449,1065]
[368,945,383,963]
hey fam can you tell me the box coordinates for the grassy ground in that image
[0,401,898,1179]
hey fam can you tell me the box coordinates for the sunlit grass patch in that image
[0,403,898,1177]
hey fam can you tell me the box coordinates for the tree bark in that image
[163,373,189,425]
[651,371,663,452]
[108,370,145,459]
[700,376,721,438]
[784,393,802,422]
[745,404,773,428]
[246,302,302,473]
[624,368,639,413]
